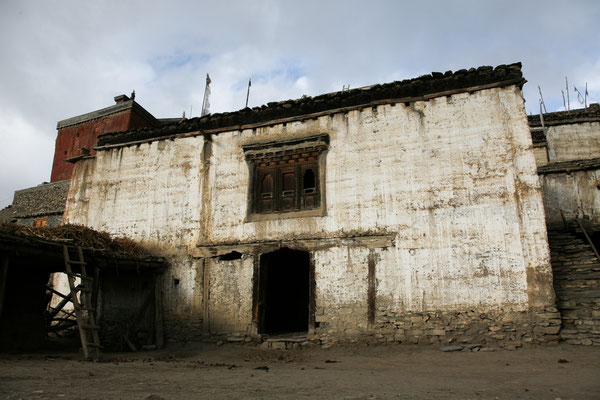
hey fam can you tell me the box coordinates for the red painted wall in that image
[50,108,156,182]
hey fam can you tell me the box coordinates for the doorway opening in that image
[258,248,310,335]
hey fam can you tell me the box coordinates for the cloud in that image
[0,111,54,206]
[0,0,599,208]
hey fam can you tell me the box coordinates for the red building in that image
[50,93,164,182]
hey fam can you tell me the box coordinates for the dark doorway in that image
[258,248,309,335]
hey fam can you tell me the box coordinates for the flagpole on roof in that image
[201,73,211,117]
[245,77,251,108]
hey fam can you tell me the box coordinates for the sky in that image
[0,0,598,209]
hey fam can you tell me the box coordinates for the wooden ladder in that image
[63,245,101,360]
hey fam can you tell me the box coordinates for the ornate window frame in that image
[243,134,329,221]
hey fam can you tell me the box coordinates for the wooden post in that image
[202,259,210,334]
[0,257,9,319]
[367,250,377,327]
[308,253,316,335]
[154,275,165,349]
[251,254,260,335]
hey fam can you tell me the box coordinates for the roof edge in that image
[57,100,159,129]
[97,63,525,148]
[529,103,600,128]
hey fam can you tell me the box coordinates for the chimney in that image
[114,94,130,104]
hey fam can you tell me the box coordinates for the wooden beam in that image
[46,290,73,320]
[367,250,377,327]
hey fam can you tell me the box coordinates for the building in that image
[51,92,170,182]
[0,180,70,227]
[530,104,600,229]
[63,63,563,346]
[0,93,176,228]
[529,104,600,345]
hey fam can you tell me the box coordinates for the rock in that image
[144,395,166,400]
[440,345,463,352]
[270,342,286,350]
[429,329,446,336]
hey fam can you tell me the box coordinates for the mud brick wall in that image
[549,230,600,345]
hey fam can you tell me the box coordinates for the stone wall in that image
[548,230,600,346]
[372,307,561,347]
[7,180,70,225]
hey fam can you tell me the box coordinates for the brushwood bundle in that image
[0,222,145,256]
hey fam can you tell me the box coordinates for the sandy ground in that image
[0,342,599,400]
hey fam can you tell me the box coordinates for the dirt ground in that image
[0,342,599,400]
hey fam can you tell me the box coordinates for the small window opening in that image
[219,251,243,261]
[173,278,180,286]
[303,169,315,194]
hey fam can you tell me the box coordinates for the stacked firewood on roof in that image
[0,222,145,256]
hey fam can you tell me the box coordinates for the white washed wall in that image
[65,85,552,333]
[547,122,600,162]
[540,169,600,228]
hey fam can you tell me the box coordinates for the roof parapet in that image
[97,63,525,148]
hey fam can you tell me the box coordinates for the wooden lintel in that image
[193,234,395,258]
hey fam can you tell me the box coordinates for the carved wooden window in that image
[244,134,328,215]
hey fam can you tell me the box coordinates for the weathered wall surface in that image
[539,169,600,229]
[160,255,204,342]
[206,256,254,334]
[546,122,600,163]
[65,85,554,343]
[314,246,370,338]
[65,138,204,250]
[533,145,549,167]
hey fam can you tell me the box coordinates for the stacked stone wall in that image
[369,307,561,347]
[549,230,600,345]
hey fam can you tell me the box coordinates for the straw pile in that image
[0,222,145,256]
